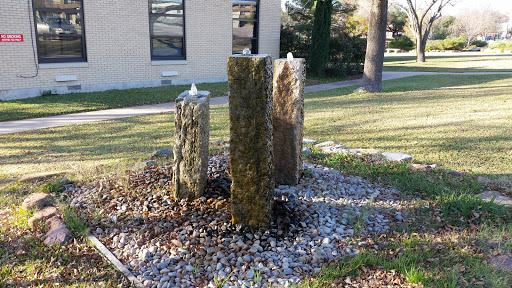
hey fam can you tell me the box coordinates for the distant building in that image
[0,0,280,100]
[477,32,505,42]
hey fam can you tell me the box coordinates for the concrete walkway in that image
[305,71,512,92]
[0,96,229,135]
[2,71,512,135]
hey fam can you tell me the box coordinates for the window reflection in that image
[233,21,255,38]
[149,0,185,60]
[36,11,82,37]
[37,36,83,59]
[34,0,81,10]
[150,15,184,37]
[232,0,258,54]
[152,38,183,57]
[34,0,86,62]
[233,38,257,54]
[232,1,257,19]
[150,0,182,14]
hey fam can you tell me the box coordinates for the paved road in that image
[2,71,512,135]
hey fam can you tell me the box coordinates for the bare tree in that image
[451,8,509,46]
[404,0,459,62]
[362,0,388,92]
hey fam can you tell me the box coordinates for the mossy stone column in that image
[173,90,210,199]
[273,58,305,185]
[227,54,274,228]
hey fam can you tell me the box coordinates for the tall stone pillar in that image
[227,54,274,228]
[273,58,305,185]
[173,89,210,199]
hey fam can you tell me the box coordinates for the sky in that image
[281,0,512,26]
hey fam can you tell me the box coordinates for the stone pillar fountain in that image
[173,84,210,199]
[273,53,305,185]
[227,51,274,228]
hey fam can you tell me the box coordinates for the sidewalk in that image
[0,96,228,135]
[2,71,512,134]
[305,71,512,92]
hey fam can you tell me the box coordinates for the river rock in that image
[28,206,57,228]
[382,152,413,162]
[302,139,317,144]
[319,145,347,154]
[315,141,338,147]
[150,149,173,158]
[22,193,53,211]
[43,216,70,246]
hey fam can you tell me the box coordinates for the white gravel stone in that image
[71,154,408,288]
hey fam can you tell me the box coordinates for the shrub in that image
[280,25,309,59]
[440,37,465,50]
[488,41,512,51]
[471,40,487,47]
[388,36,414,51]
[280,25,366,76]
[327,29,366,76]
[426,40,442,51]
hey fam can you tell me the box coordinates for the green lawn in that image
[0,75,365,122]
[305,74,512,181]
[1,74,511,188]
[0,82,228,122]
[3,53,512,123]
[384,53,512,72]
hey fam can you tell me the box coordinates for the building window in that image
[149,0,185,60]
[232,0,258,54]
[33,0,86,63]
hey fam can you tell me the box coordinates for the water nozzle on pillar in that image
[189,83,198,97]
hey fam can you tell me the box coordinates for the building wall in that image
[0,0,281,101]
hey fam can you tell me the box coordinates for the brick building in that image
[0,0,281,101]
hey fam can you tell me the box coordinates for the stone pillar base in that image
[227,54,274,228]
[173,90,210,199]
[273,58,305,185]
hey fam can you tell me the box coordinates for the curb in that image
[87,234,144,288]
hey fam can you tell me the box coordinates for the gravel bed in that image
[66,154,407,288]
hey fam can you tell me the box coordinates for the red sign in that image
[0,34,24,42]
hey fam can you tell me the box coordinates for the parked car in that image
[37,17,78,39]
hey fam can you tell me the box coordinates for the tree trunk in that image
[416,37,426,62]
[362,0,388,92]
[415,24,432,62]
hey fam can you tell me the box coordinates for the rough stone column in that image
[227,54,274,228]
[173,90,210,199]
[273,58,305,185]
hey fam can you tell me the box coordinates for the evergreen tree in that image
[309,0,333,76]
